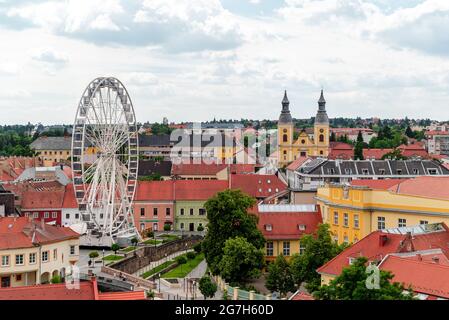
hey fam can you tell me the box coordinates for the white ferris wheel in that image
[71,77,139,246]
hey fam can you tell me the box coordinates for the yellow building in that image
[316,177,449,245]
[278,90,330,167]
[30,136,72,167]
[0,217,80,287]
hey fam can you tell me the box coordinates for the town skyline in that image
[2,0,449,124]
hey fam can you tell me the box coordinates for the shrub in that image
[197,225,204,232]
[111,243,120,254]
[193,243,202,253]
[51,275,62,284]
[146,230,154,238]
[186,251,196,260]
[163,224,171,231]
[175,256,187,265]
[89,251,99,259]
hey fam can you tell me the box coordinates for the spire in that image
[315,89,329,124]
[279,90,292,124]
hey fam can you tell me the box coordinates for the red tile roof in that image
[135,180,174,201]
[174,180,228,201]
[286,157,309,171]
[0,217,79,250]
[426,130,449,136]
[62,183,78,208]
[317,224,449,277]
[98,291,146,300]
[258,211,322,240]
[290,291,314,300]
[350,179,405,190]
[230,174,286,198]
[388,176,449,200]
[362,148,393,160]
[172,163,227,176]
[379,255,449,299]
[0,281,96,300]
[329,142,354,160]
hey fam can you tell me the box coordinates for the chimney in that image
[432,256,440,264]
[379,234,388,247]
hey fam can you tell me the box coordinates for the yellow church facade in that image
[277,90,330,167]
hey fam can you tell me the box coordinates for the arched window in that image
[283,134,288,142]
[319,134,324,142]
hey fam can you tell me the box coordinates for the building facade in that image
[277,90,330,167]
[316,177,449,245]
[30,137,72,167]
[0,217,79,287]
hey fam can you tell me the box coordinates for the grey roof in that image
[15,166,71,186]
[298,159,449,176]
[186,122,244,129]
[30,136,72,151]
[138,160,172,177]
[139,134,171,147]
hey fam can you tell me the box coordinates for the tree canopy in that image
[313,257,414,300]
[199,276,217,299]
[218,236,264,284]
[290,224,346,293]
[202,189,265,275]
[266,255,295,297]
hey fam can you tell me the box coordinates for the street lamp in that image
[102,249,105,266]
[158,273,161,293]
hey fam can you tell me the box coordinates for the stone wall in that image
[108,236,202,274]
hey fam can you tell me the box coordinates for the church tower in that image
[278,90,293,165]
[313,89,330,156]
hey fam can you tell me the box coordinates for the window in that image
[140,208,145,216]
[343,236,349,244]
[190,208,194,216]
[298,224,306,231]
[428,169,437,175]
[265,224,272,231]
[283,134,288,142]
[199,208,206,216]
[52,212,57,218]
[343,213,349,227]
[15,254,24,266]
[180,223,184,230]
[1,255,10,267]
[377,216,385,230]
[398,218,407,228]
[166,208,171,216]
[153,208,158,216]
[396,169,402,175]
[301,139,305,144]
[362,169,369,175]
[44,212,49,219]
[413,168,419,174]
[70,246,76,255]
[266,242,274,256]
[319,134,324,142]
[328,168,335,174]
[42,251,49,262]
[420,220,428,225]
[354,214,359,228]
[345,168,352,174]
[65,213,70,219]
[140,223,145,231]
[29,253,36,264]
[333,212,339,225]
[299,243,306,255]
[33,212,38,218]
[379,169,385,175]
[283,242,290,256]
[16,274,22,282]
[75,213,79,219]
[53,249,57,260]
[180,208,185,216]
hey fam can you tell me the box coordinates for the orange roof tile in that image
[388,176,449,200]
[230,174,286,198]
[0,281,96,300]
[350,179,405,190]
[286,157,309,171]
[175,180,228,201]
[98,291,146,300]
[135,180,174,201]
[258,211,322,240]
[362,148,393,160]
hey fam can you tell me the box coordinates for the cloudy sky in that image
[1,0,449,124]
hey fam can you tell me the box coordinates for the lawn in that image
[162,253,204,279]
[142,239,162,245]
[102,254,124,261]
[121,246,136,252]
[159,234,179,242]
[141,260,176,279]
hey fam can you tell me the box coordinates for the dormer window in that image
[345,168,352,174]
[265,224,272,231]
[327,168,335,174]
[379,169,385,175]
[298,224,306,231]
[268,188,272,193]
[362,169,369,175]
[267,179,271,184]
[427,169,437,175]
[397,169,402,175]
[413,168,419,174]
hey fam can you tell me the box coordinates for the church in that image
[277,90,330,167]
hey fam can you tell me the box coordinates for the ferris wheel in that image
[71,77,139,246]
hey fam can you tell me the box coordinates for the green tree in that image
[314,257,414,300]
[354,142,364,160]
[202,189,265,275]
[199,276,218,300]
[330,131,336,142]
[51,275,62,284]
[405,125,413,138]
[266,255,295,297]
[176,255,187,265]
[111,243,120,255]
[290,224,345,293]
[131,237,138,247]
[89,251,99,259]
[381,148,407,160]
[218,236,264,284]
